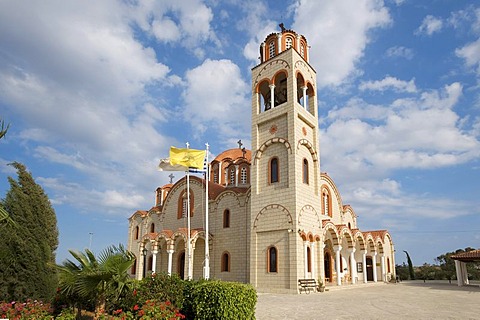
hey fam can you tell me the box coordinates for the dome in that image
[213,148,251,163]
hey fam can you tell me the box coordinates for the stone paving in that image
[255,281,480,320]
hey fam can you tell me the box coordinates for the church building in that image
[127,27,396,293]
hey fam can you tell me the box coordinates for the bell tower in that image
[249,26,323,292]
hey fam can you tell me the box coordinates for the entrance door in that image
[324,252,332,282]
[178,251,185,279]
[366,257,374,281]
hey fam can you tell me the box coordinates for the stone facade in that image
[127,28,395,293]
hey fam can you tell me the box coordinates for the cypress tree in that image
[403,250,415,280]
[0,162,59,302]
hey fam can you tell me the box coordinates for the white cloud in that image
[386,46,414,60]
[129,0,215,50]
[322,83,480,184]
[415,15,443,36]
[182,59,250,142]
[359,76,417,93]
[292,0,391,87]
[0,0,178,215]
[456,38,480,75]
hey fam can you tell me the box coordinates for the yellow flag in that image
[169,146,206,169]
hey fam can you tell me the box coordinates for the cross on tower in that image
[242,147,247,158]
[237,139,243,149]
[168,173,175,184]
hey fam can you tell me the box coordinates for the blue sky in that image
[1,0,479,267]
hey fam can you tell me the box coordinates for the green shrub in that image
[191,281,256,320]
[136,273,186,309]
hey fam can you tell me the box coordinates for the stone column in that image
[381,255,386,282]
[188,243,195,280]
[363,252,367,283]
[167,244,174,276]
[311,242,316,280]
[152,249,158,274]
[269,84,276,109]
[335,245,342,286]
[276,33,282,54]
[261,42,266,62]
[304,241,308,278]
[301,86,307,109]
[372,252,378,283]
[350,249,356,284]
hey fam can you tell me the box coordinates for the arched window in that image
[177,190,194,219]
[221,252,230,272]
[303,158,309,184]
[387,257,391,273]
[150,223,155,233]
[223,209,230,228]
[322,188,332,217]
[240,166,248,184]
[300,42,305,58]
[285,37,293,50]
[229,167,236,185]
[269,157,279,183]
[307,246,311,272]
[134,226,139,240]
[269,40,275,59]
[267,246,278,273]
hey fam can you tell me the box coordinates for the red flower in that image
[165,301,171,306]
[133,304,139,311]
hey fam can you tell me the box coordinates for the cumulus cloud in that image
[292,0,391,87]
[456,38,480,75]
[0,0,179,214]
[129,0,215,50]
[415,15,443,36]
[322,83,480,185]
[359,76,417,93]
[182,59,250,143]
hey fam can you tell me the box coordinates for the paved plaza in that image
[255,281,480,320]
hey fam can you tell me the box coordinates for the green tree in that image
[56,245,136,316]
[436,252,456,283]
[395,262,409,281]
[403,250,415,280]
[0,162,59,302]
[0,118,14,227]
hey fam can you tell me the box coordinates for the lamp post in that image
[142,247,147,279]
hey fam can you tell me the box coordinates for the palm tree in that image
[57,244,136,316]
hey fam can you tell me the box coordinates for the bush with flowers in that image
[0,299,53,320]
[97,300,184,320]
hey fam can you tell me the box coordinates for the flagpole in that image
[204,143,210,279]
[186,142,192,280]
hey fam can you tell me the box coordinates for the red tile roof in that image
[214,148,251,163]
[451,249,480,262]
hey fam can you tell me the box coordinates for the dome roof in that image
[213,148,251,163]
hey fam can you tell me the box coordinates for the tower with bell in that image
[249,24,324,292]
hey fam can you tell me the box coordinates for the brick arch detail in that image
[298,204,321,228]
[296,139,318,162]
[253,204,293,229]
[253,137,292,164]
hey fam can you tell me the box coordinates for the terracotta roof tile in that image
[451,249,480,262]
[213,148,251,163]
